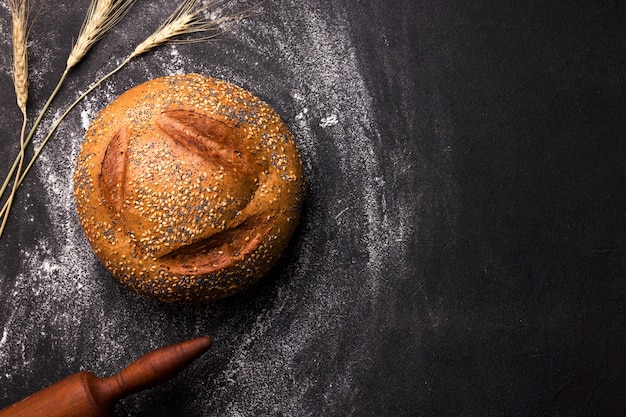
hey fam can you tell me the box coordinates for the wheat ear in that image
[9,0,29,113]
[67,0,137,69]
[0,0,31,238]
[130,0,234,58]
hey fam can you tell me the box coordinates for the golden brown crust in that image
[73,74,304,302]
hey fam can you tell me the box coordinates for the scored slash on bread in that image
[74,74,304,303]
[158,109,261,179]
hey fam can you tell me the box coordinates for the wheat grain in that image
[8,0,29,114]
[67,0,137,69]
[130,0,244,58]
[1,0,31,238]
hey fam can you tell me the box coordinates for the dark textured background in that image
[0,0,625,416]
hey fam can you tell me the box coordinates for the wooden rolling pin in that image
[0,335,212,417]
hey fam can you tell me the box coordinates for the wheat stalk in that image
[9,0,29,113]
[67,0,137,70]
[130,0,233,58]
[0,0,254,224]
[0,0,31,238]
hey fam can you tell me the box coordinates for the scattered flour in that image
[319,114,339,128]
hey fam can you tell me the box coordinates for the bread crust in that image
[73,74,304,302]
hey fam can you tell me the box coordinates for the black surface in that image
[0,0,625,416]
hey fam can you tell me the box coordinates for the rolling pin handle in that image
[0,336,213,417]
[98,335,213,398]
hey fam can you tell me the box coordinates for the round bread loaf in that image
[73,74,304,302]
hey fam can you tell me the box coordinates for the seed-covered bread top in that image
[73,74,304,302]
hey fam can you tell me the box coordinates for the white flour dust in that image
[319,114,339,128]
[187,2,414,415]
